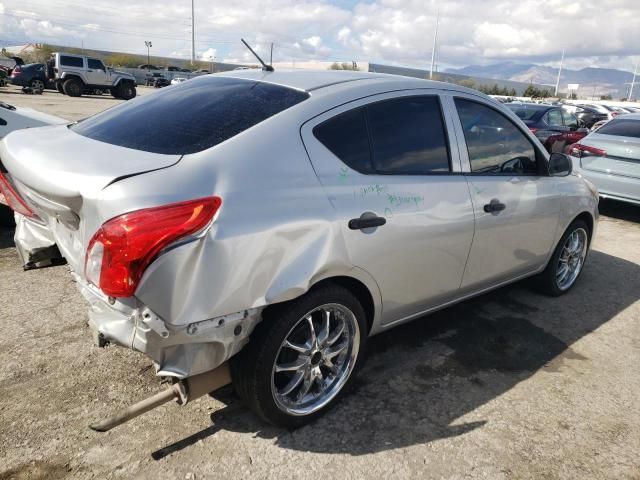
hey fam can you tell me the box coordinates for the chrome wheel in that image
[31,79,45,90]
[556,227,588,290]
[271,303,360,416]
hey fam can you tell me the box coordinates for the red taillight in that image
[10,66,21,77]
[528,127,538,134]
[85,196,222,297]
[0,173,35,217]
[567,143,606,158]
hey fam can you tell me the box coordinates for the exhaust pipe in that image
[89,363,231,432]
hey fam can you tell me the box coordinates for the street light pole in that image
[144,41,152,71]
[429,9,440,80]
[628,60,638,101]
[554,49,564,97]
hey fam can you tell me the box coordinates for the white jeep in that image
[52,53,137,100]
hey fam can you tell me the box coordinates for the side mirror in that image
[549,152,573,177]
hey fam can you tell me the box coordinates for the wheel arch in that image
[61,74,85,85]
[262,272,381,336]
[574,210,594,240]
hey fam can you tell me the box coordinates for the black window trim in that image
[312,93,454,176]
[453,96,550,177]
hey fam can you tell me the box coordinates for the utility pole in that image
[429,9,440,80]
[628,60,638,101]
[270,43,273,66]
[554,49,564,97]
[144,41,152,71]
[191,0,195,65]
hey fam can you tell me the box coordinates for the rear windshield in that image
[595,118,640,138]
[71,76,310,155]
[506,105,543,121]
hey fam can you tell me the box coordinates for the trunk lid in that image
[580,133,640,179]
[0,125,181,271]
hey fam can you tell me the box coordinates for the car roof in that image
[214,69,448,93]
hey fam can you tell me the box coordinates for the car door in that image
[450,95,561,293]
[301,91,475,325]
[86,58,108,86]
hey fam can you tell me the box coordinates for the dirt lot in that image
[1,87,639,479]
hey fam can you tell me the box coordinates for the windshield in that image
[595,118,640,138]
[506,105,543,121]
[71,76,309,155]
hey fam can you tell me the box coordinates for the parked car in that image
[138,64,160,70]
[179,68,192,73]
[193,69,210,74]
[166,66,182,72]
[153,77,171,88]
[0,71,598,428]
[170,77,187,85]
[507,103,589,152]
[145,72,166,86]
[9,63,53,91]
[569,104,609,128]
[578,104,619,121]
[52,53,137,99]
[567,113,640,205]
[0,101,66,225]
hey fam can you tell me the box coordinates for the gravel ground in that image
[0,87,639,479]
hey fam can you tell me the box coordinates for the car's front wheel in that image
[115,82,136,100]
[538,219,590,296]
[231,284,367,428]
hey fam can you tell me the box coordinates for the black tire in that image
[537,219,590,296]
[116,82,136,100]
[62,78,82,97]
[0,205,15,227]
[231,283,367,428]
[56,82,64,94]
[30,78,45,91]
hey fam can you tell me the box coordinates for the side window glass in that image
[366,96,450,174]
[546,109,563,127]
[60,56,84,68]
[562,111,578,128]
[313,108,372,173]
[88,59,105,70]
[454,98,538,175]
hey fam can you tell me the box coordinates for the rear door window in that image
[595,118,640,138]
[313,95,451,175]
[71,77,310,155]
[545,109,563,127]
[313,108,372,173]
[60,56,84,68]
[562,111,578,128]
[455,98,538,175]
[367,96,450,174]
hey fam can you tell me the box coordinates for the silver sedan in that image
[0,70,598,427]
[568,113,640,205]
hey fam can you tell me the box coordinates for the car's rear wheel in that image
[116,82,136,100]
[538,219,590,296]
[62,78,82,97]
[231,284,367,428]
[30,78,45,91]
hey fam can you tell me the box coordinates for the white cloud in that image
[200,47,217,61]
[0,0,638,71]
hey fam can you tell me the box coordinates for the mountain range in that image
[446,62,637,99]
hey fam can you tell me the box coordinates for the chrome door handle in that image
[349,216,386,230]
[483,199,506,213]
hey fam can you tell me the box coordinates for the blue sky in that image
[1,0,638,71]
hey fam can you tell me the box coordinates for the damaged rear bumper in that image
[74,273,262,378]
